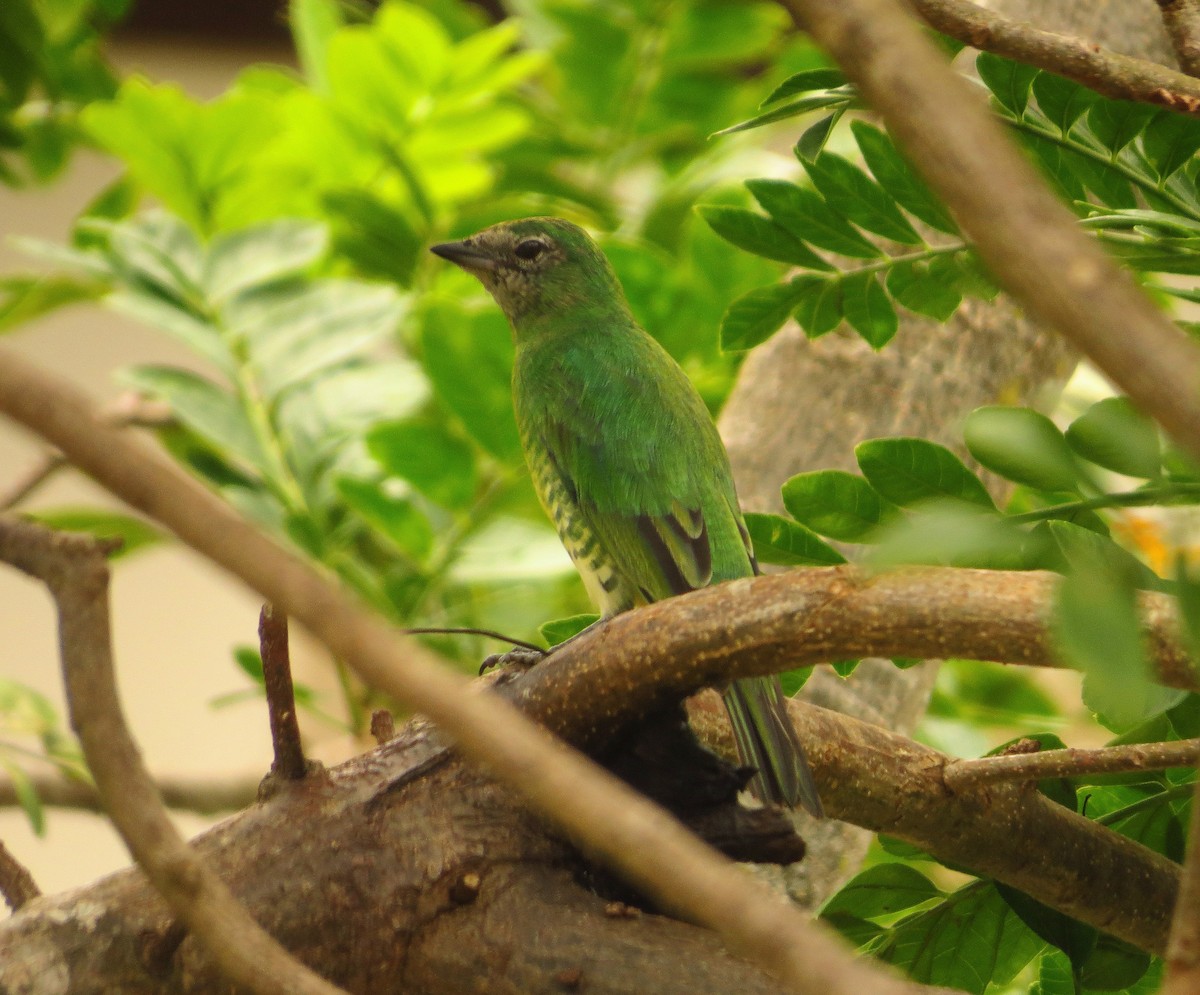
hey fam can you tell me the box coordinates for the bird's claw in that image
[478,645,549,675]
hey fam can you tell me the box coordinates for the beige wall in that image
[0,36,346,901]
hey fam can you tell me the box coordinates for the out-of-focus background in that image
[0,5,322,896]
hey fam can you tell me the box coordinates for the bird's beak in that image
[429,240,499,272]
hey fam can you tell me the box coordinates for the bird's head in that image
[430,217,627,327]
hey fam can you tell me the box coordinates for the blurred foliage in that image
[3,3,1200,991]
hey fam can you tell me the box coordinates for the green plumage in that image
[431,218,822,816]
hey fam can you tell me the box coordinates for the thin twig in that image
[259,604,307,781]
[906,0,1200,114]
[1164,775,1200,992]
[1159,0,1200,79]
[782,0,1200,467]
[944,738,1200,791]
[0,516,346,995]
[0,771,258,815]
[0,840,39,911]
[0,352,948,995]
[0,452,66,511]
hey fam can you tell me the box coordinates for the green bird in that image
[431,217,822,816]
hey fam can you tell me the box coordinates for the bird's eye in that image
[515,239,546,261]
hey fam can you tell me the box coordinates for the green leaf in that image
[852,121,958,235]
[976,52,1038,116]
[869,501,1032,571]
[744,512,846,566]
[1087,100,1157,156]
[761,68,847,106]
[697,204,831,269]
[840,270,898,348]
[1030,951,1075,995]
[1065,397,1161,479]
[821,863,942,923]
[421,304,520,461]
[792,275,843,338]
[1031,71,1097,136]
[781,470,894,541]
[1055,551,1163,731]
[746,179,881,258]
[996,883,1096,972]
[366,418,478,509]
[963,405,1080,493]
[1077,934,1152,991]
[872,881,1044,992]
[0,273,107,334]
[856,437,995,509]
[119,365,265,469]
[804,152,921,244]
[289,0,343,94]
[1,761,44,836]
[885,260,962,321]
[713,92,849,136]
[203,220,327,304]
[539,613,599,646]
[1142,112,1200,181]
[720,280,806,351]
[795,109,843,162]
[29,508,164,559]
[323,189,425,286]
[336,476,433,562]
[1036,519,1163,590]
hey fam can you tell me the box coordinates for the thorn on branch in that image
[259,604,308,782]
[370,709,396,745]
[0,839,40,911]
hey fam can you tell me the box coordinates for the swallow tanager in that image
[431,217,822,816]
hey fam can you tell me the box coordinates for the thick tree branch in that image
[781,0,1200,464]
[0,771,259,814]
[0,839,39,911]
[944,738,1200,789]
[1158,0,1200,79]
[905,0,1200,112]
[1165,775,1200,992]
[0,350,939,995]
[0,516,347,995]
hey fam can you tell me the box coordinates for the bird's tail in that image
[723,676,824,817]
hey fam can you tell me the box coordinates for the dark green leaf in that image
[713,92,850,136]
[976,52,1038,116]
[336,476,433,561]
[324,189,424,286]
[1077,934,1152,991]
[744,512,846,566]
[963,405,1080,493]
[1065,397,1161,479]
[1143,112,1200,180]
[856,437,995,508]
[885,260,962,321]
[840,270,898,348]
[720,280,807,351]
[782,470,894,541]
[539,613,599,646]
[792,275,843,339]
[366,418,478,509]
[804,153,921,244]
[761,68,847,106]
[852,121,958,234]
[697,204,832,269]
[821,863,942,922]
[420,304,521,461]
[996,883,1096,971]
[873,881,1044,992]
[1031,72,1097,136]
[795,109,843,162]
[746,179,881,258]
[1087,101,1158,156]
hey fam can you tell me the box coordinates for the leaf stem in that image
[1008,483,1200,524]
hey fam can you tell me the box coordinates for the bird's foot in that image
[478,645,548,675]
